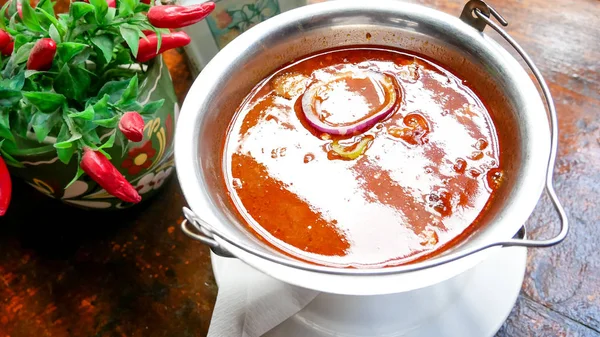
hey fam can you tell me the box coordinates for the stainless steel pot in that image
[175,0,568,295]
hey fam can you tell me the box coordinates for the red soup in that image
[222,47,504,268]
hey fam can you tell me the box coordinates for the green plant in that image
[0,0,167,172]
[0,0,213,208]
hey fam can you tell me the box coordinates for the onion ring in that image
[301,70,400,136]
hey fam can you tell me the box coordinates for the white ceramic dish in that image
[211,243,526,336]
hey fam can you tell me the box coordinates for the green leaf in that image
[31,111,61,142]
[8,0,18,19]
[0,71,25,90]
[131,12,147,21]
[97,78,130,102]
[54,124,75,164]
[71,48,91,65]
[104,7,116,23]
[48,24,61,43]
[71,23,97,39]
[36,0,54,16]
[54,139,75,149]
[0,111,15,143]
[99,130,116,149]
[80,117,99,132]
[120,101,142,112]
[115,129,127,156]
[36,7,61,31]
[10,104,32,138]
[55,13,68,34]
[134,2,150,13]
[23,73,54,92]
[81,126,100,144]
[54,131,81,148]
[65,162,85,189]
[116,74,138,106]
[57,42,88,63]
[92,94,110,118]
[69,2,95,21]
[0,89,21,108]
[89,0,108,23]
[12,42,34,64]
[24,70,40,78]
[98,147,111,160]
[114,48,133,65]
[54,64,91,101]
[56,12,68,20]
[118,0,135,17]
[119,25,139,57]
[0,147,24,168]
[13,34,30,52]
[67,105,95,120]
[140,99,164,115]
[20,0,43,32]
[0,2,11,29]
[91,35,114,64]
[93,115,119,128]
[153,27,162,53]
[22,92,66,113]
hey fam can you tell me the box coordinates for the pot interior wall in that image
[195,8,530,262]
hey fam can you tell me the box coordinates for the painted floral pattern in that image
[215,10,233,29]
[121,141,157,175]
[136,167,174,195]
[206,0,281,49]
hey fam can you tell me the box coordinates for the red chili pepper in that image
[0,156,12,216]
[0,30,10,50]
[1,41,13,56]
[119,111,145,142]
[136,31,191,63]
[147,2,215,29]
[82,0,115,8]
[81,148,142,203]
[27,38,56,71]
[141,0,152,4]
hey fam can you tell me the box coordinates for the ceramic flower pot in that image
[180,0,308,75]
[6,57,178,210]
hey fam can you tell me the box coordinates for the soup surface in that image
[222,47,503,268]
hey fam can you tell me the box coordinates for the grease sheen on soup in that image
[222,47,504,268]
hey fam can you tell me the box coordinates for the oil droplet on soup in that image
[222,47,504,268]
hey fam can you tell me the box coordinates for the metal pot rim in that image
[175,0,567,295]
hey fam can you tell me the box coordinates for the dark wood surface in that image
[1,0,599,336]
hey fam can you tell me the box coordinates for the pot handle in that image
[459,0,569,248]
[181,207,235,258]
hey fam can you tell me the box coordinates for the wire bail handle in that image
[459,0,569,248]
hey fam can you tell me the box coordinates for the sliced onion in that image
[330,135,374,160]
[301,70,400,136]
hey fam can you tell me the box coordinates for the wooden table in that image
[1,0,598,336]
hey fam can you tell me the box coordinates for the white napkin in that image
[207,253,319,337]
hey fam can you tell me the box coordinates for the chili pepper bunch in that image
[0,0,215,213]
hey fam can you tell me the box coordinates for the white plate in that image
[211,244,526,337]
